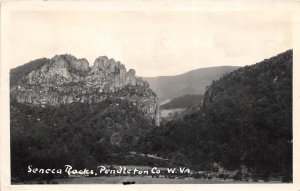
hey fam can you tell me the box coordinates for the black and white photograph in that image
[1,0,300,190]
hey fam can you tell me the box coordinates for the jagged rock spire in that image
[11,54,159,126]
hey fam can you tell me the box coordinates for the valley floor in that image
[46,176,280,184]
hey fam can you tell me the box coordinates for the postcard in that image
[1,0,300,191]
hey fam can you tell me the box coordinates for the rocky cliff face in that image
[11,54,159,125]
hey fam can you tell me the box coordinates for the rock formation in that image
[11,54,159,125]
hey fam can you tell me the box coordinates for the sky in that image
[7,11,292,77]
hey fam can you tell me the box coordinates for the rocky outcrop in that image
[11,54,159,125]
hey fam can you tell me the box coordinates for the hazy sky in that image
[8,11,292,77]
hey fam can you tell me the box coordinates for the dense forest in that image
[140,50,293,182]
[10,98,156,181]
[11,50,292,183]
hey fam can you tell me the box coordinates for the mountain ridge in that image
[143,65,239,78]
[143,66,239,102]
[10,54,159,125]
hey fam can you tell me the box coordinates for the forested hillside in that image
[10,58,50,88]
[140,50,293,182]
[11,98,155,181]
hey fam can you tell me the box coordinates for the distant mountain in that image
[143,66,239,102]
